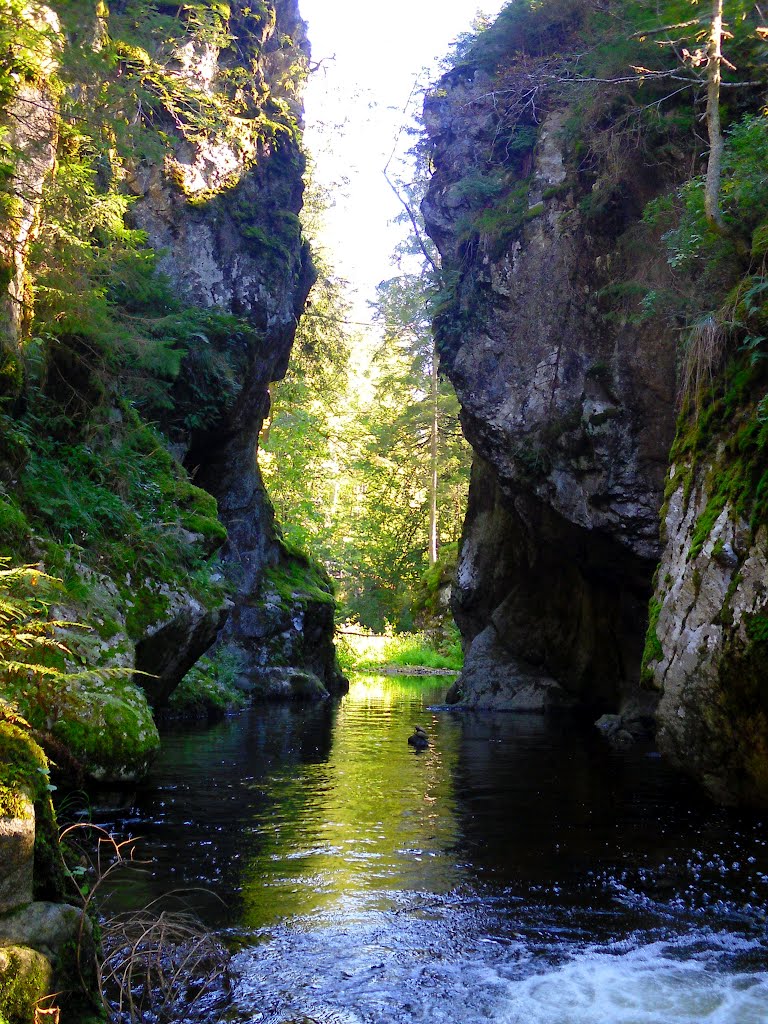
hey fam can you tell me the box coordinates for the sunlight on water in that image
[98,673,768,1024]
[238,674,462,927]
[506,935,768,1024]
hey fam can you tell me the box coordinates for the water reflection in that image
[98,674,458,926]
[239,674,461,927]
[95,673,768,1023]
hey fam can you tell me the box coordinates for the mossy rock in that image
[0,718,66,901]
[0,945,53,1024]
[46,678,160,782]
[262,541,336,610]
[0,721,49,819]
[3,674,159,783]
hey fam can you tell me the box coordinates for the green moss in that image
[641,596,664,685]
[170,648,247,715]
[542,182,568,200]
[0,946,54,1024]
[746,614,768,642]
[0,720,50,817]
[462,176,534,256]
[46,677,160,776]
[125,586,170,640]
[412,542,458,620]
[262,538,335,610]
[665,356,768,559]
[0,717,67,900]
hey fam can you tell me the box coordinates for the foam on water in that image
[230,900,768,1024]
[504,934,768,1024]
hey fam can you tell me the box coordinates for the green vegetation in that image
[430,0,768,350]
[0,562,160,777]
[262,172,471,632]
[0,946,54,1024]
[170,647,247,715]
[0,0,316,789]
[0,714,49,820]
[337,628,463,674]
[431,0,768,686]
[641,596,664,685]
[0,700,68,903]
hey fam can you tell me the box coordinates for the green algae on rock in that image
[0,945,53,1024]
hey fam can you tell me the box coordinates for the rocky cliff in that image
[0,0,343,782]
[422,13,680,720]
[649,361,768,805]
[423,0,768,803]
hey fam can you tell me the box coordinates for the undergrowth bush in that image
[337,627,463,673]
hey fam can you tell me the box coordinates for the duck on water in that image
[408,725,429,749]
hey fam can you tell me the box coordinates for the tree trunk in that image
[429,345,439,566]
[704,0,726,234]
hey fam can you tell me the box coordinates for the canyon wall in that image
[424,0,768,802]
[422,49,678,722]
[0,0,343,783]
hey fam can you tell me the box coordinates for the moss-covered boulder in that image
[46,677,160,783]
[0,945,53,1024]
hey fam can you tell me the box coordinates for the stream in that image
[99,674,768,1023]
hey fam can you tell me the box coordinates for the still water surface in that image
[103,674,768,1023]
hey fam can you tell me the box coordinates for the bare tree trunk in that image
[429,346,439,566]
[705,0,726,234]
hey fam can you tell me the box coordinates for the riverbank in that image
[336,628,463,675]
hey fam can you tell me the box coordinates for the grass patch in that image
[337,628,463,673]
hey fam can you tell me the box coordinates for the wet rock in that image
[448,625,576,711]
[0,792,34,914]
[0,944,54,1024]
[247,667,329,701]
[595,715,634,748]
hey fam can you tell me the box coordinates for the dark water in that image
[98,674,768,1023]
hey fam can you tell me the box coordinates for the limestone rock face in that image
[126,0,340,695]
[651,461,768,805]
[423,62,677,712]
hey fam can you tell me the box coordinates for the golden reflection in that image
[240,673,462,928]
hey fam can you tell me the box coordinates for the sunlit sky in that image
[298,0,507,319]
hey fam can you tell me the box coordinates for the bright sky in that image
[299,0,507,319]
